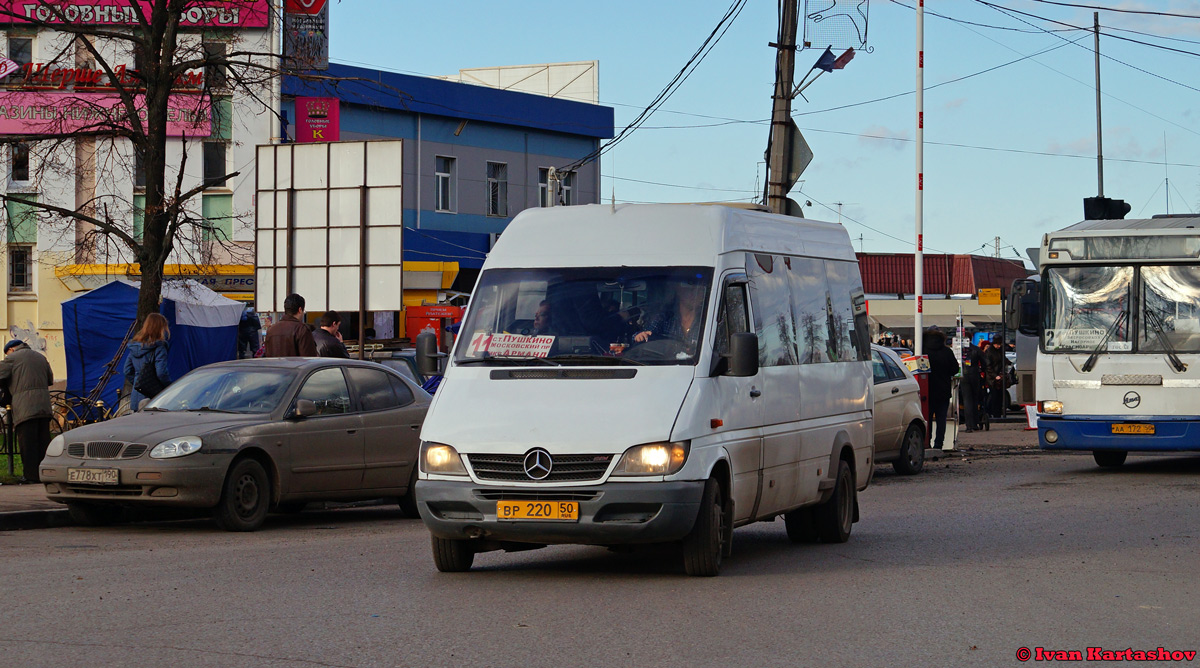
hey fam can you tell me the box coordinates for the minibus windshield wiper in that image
[1144,308,1188,372]
[456,357,561,367]
[1082,310,1128,373]
[546,354,647,366]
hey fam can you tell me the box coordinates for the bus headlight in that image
[1040,400,1063,414]
[616,442,689,475]
[421,442,467,475]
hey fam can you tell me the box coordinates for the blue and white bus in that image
[1029,215,1200,467]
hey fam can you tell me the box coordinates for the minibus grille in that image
[491,369,638,380]
[467,454,614,482]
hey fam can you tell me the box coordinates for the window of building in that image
[538,167,550,207]
[201,193,233,242]
[8,245,33,293]
[203,96,231,185]
[203,42,227,89]
[10,142,30,182]
[134,147,146,189]
[8,37,32,67]
[6,194,37,245]
[486,161,507,217]
[561,170,576,206]
[133,194,146,241]
[435,156,455,213]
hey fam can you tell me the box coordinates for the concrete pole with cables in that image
[766,0,799,215]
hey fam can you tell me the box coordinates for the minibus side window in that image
[714,280,750,357]
[786,255,830,364]
[747,253,799,366]
[824,261,859,362]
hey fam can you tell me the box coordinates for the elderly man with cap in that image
[0,339,54,483]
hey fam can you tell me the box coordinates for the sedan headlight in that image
[150,436,203,459]
[1040,400,1063,415]
[616,442,689,475]
[422,442,467,475]
[46,434,65,458]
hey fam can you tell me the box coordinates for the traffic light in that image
[1083,197,1132,220]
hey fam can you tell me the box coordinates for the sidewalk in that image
[0,481,71,531]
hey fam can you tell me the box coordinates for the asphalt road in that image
[3,449,1198,668]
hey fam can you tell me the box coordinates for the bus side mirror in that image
[1006,279,1039,336]
[727,333,759,377]
[415,331,447,377]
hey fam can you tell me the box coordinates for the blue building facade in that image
[283,64,615,289]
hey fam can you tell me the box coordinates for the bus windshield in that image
[1043,266,1132,352]
[1140,265,1200,353]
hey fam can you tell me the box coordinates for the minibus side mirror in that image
[727,332,759,377]
[415,331,447,377]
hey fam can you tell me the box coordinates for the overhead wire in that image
[1026,0,1200,20]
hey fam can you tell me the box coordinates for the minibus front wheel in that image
[682,478,727,577]
[431,535,476,572]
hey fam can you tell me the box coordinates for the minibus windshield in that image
[454,267,713,366]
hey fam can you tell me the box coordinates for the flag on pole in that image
[813,47,837,73]
[832,47,856,70]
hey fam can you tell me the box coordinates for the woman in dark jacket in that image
[925,329,960,450]
[123,313,172,411]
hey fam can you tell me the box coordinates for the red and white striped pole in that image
[914,0,925,356]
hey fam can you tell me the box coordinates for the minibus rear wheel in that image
[682,478,726,577]
[431,536,476,572]
[813,459,855,543]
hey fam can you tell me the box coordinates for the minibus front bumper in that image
[416,479,705,545]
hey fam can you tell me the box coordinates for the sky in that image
[326,0,1200,263]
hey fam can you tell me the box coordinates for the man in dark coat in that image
[313,310,348,359]
[262,293,318,357]
[982,336,1008,418]
[925,329,960,450]
[238,307,262,359]
[960,340,985,432]
[0,340,54,483]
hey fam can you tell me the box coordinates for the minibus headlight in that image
[616,442,689,475]
[422,442,467,475]
[1040,400,1063,414]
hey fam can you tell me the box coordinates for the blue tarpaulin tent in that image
[62,279,244,408]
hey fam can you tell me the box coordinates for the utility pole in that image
[994,236,1001,258]
[1093,11,1104,197]
[766,0,799,215]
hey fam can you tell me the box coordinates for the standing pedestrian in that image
[262,293,318,357]
[313,310,348,358]
[238,306,262,359]
[983,336,1008,418]
[960,339,984,432]
[0,340,54,483]
[924,329,960,450]
[123,313,172,412]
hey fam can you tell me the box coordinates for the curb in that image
[0,508,72,531]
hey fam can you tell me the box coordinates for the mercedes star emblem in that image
[1123,391,1141,409]
[523,448,553,480]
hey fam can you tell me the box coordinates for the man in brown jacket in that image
[0,340,54,483]
[263,293,318,357]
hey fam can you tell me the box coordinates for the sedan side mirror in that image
[289,399,317,420]
[727,332,759,377]
[138,398,149,411]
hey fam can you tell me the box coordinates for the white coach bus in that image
[1031,215,1200,467]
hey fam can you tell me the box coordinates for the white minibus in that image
[416,203,873,576]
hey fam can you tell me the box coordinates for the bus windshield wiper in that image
[547,354,647,366]
[1082,310,1128,373]
[1144,308,1188,372]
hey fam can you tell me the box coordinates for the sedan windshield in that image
[1140,265,1200,353]
[454,266,713,366]
[1043,266,1132,352]
[146,368,294,414]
